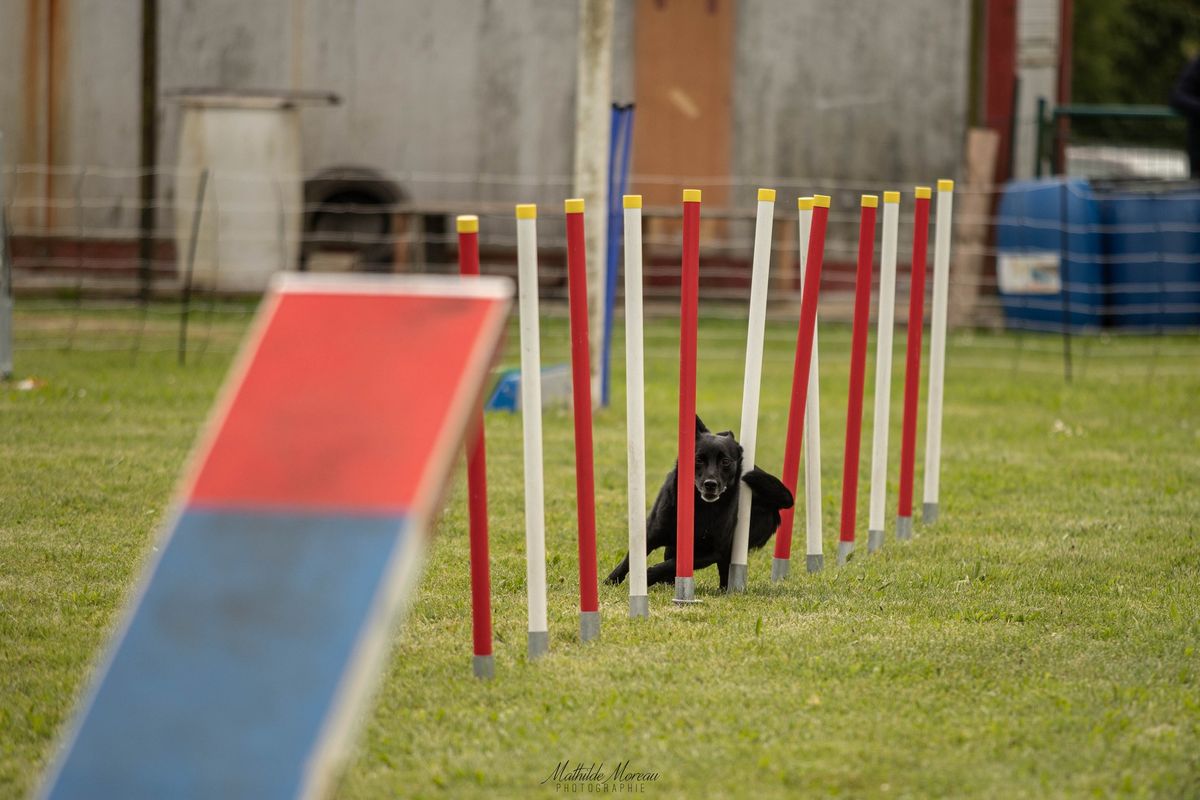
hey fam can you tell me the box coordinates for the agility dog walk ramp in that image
[41,274,511,800]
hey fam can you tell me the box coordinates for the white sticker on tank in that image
[998,252,1062,295]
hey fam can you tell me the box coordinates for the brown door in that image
[631,0,734,210]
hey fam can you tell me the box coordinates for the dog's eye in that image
[721,458,733,467]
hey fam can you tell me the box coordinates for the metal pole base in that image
[628,595,649,619]
[896,516,913,540]
[473,654,494,680]
[672,576,698,604]
[580,611,600,643]
[770,557,790,582]
[727,563,748,593]
[923,502,938,524]
[837,540,854,566]
[0,295,13,380]
[806,554,824,573]
[868,529,884,554]
[527,630,549,660]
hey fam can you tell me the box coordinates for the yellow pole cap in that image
[515,204,537,220]
[757,188,776,203]
[861,195,879,208]
[938,179,955,192]
[798,196,814,210]
[564,198,585,214]
[456,215,479,234]
[683,188,702,203]
[813,195,832,208]
[883,191,901,204]
[623,194,642,209]
[915,186,932,199]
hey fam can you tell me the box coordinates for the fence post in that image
[0,131,12,380]
[1035,97,1047,178]
[139,0,159,305]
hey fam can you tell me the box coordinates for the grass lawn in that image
[1,306,1198,798]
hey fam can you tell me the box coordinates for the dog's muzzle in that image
[700,480,723,503]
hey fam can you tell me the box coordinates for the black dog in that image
[605,416,794,590]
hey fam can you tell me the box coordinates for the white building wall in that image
[1013,0,1060,179]
[1,0,971,234]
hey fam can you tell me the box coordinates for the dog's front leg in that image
[607,512,670,585]
[646,558,677,586]
[685,551,724,588]
[604,554,631,585]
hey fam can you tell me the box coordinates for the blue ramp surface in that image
[49,510,407,800]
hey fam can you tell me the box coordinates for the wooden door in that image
[631,0,735,210]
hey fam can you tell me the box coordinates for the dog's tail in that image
[741,467,794,509]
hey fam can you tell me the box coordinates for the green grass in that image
[2,308,1199,798]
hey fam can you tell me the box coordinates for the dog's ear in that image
[695,415,709,435]
[716,430,735,439]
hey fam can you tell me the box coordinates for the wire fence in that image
[3,164,1199,380]
[9,300,1198,392]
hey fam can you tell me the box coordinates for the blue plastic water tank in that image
[1101,182,1200,330]
[996,178,1106,331]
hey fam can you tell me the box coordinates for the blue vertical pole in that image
[600,106,622,408]
[601,104,635,407]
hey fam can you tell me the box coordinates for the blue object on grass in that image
[486,364,574,412]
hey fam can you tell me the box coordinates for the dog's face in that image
[693,416,742,503]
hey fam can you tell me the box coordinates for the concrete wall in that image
[733,0,971,188]
[1013,0,1060,179]
[157,0,610,209]
[1,0,970,235]
[0,0,142,231]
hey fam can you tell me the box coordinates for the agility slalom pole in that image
[515,205,549,657]
[799,199,825,574]
[565,199,601,641]
[623,195,649,618]
[729,188,776,593]
[897,187,932,540]
[774,197,824,580]
[837,196,878,566]
[675,189,702,604]
[923,180,954,524]
[773,195,832,573]
[867,192,901,554]
[456,215,494,678]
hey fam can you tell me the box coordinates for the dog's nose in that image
[702,479,719,493]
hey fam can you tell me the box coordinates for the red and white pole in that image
[515,204,549,657]
[623,195,649,618]
[675,188,701,604]
[923,180,955,524]
[729,187,776,592]
[456,215,494,679]
[798,198,825,575]
[867,191,901,555]
[565,199,600,641]
[837,195,878,566]
[773,194,831,575]
[897,187,932,540]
